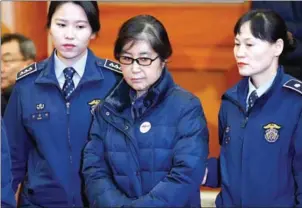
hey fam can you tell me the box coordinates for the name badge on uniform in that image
[31,112,50,121]
[263,123,281,143]
[31,103,49,121]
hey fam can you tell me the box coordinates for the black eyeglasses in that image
[118,56,159,66]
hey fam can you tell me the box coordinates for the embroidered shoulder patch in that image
[104,59,122,74]
[283,79,302,95]
[16,63,37,81]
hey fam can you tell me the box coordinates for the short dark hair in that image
[46,1,100,34]
[1,33,36,60]
[114,15,173,61]
[234,9,296,61]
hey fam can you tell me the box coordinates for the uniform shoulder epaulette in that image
[103,59,122,74]
[16,63,38,81]
[283,79,302,95]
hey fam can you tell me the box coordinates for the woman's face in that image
[234,21,283,78]
[119,40,164,97]
[49,2,95,64]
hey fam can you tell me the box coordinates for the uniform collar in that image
[54,49,87,80]
[105,68,175,114]
[223,66,285,111]
[247,73,276,100]
[35,48,104,86]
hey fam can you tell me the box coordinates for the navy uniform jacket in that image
[206,67,302,207]
[1,119,16,207]
[3,49,122,207]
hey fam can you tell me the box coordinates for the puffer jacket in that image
[82,68,209,207]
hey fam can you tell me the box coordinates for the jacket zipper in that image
[66,102,75,206]
[66,102,72,164]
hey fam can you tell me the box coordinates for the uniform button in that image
[124,125,129,130]
[105,112,110,116]
[225,137,230,144]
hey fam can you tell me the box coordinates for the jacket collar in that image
[223,66,286,110]
[104,68,175,114]
[54,49,87,81]
[35,48,104,86]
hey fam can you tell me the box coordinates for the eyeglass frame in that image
[117,55,160,66]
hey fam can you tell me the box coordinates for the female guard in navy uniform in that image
[3,1,121,207]
[204,9,302,207]
[82,15,209,207]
